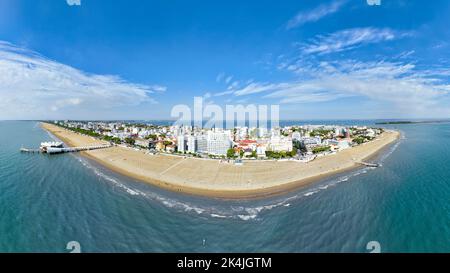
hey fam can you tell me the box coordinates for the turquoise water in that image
[0,121,449,252]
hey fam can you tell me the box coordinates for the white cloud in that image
[66,0,81,6]
[225,76,233,84]
[227,60,450,115]
[302,27,398,55]
[216,72,225,83]
[286,0,346,29]
[0,41,165,119]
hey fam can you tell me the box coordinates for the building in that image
[269,136,293,152]
[292,131,302,141]
[177,135,186,153]
[301,136,322,146]
[155,141,165,151]
[237,139,257,151]
[256,144,267,157]
[187,135,197,153]
[206,130,231,155]
[258,127,268,138]
[135,139,150,148]
[166,144,176,153]
[197,135,208,154]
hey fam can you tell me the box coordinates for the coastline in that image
[40,122,400,199]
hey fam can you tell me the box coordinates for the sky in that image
[0,0,450,120]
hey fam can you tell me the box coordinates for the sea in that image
[0,120,449,252]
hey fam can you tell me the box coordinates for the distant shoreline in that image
[376,120,450,125]
[40,122,400,199]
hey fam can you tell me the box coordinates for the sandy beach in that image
[41,122,400,199]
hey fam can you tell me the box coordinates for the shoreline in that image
[40,122,400,199]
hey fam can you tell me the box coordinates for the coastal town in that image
[50,121,384,163]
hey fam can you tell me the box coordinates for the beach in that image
[41,122,400,199]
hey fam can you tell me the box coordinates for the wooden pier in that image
[20,148,41,153]
[20,144,111,154]
[46,144,112,154]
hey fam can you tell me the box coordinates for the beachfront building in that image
[187,135,197,153]
[206,130,232,156]
[135,139,150,148]
[197,135,208,154]
[269,136,293,152]
[256,144,267,158]
[177,135,186,153]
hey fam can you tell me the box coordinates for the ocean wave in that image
[71,137,401,222]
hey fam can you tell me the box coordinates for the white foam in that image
[304,191,318,197]
[210,214,228,218]
[70,135,403,222]
[237,214,258,221]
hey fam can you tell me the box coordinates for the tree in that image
[124,138,135,146]
[289,147,298,157]
[227,148,236,159]
[353,137,365,145]
[312,146,331,154]
[145,134,158,140]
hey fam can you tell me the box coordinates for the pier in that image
[20,148,41,153]
[356,161,381,168]
[45,144,112,154]
[20,144,111,154]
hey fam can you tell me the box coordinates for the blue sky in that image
[1,0,450,120]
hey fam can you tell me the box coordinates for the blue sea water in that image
[0,121,449,252]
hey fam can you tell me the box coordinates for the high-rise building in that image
[187,135,197,153]
[177,135,186,153]
[206,130,232,155]
[197,135,208,154]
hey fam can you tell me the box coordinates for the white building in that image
[187,135,197,153]
[197,135,208,154]
[258,127,268,138]
[177,135,186,153]
[256,144,267,157]
[206,130,232,155]
[302,136,322,146]
[292,131,302,141]
[269,136,293,152]
[135,139,150,148]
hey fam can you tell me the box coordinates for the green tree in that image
[312,146,331,154]
[227,148,236,159]
[124,138,135,145]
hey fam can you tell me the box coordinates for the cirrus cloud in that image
[66,0,81,6]
[220,60,450,116]
[0,41,165,119]
[286,0,347,30]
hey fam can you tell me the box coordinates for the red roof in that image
[239,140,257,144]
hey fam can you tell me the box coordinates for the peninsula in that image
[41,122,400,199]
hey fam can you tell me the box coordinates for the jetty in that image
[20,148,41,153]
[20,142,111,154]
[45,144,112,154]
[356,161,381,168]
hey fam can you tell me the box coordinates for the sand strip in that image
[41,122,400,199]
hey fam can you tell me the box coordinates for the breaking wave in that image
[72,135,401,221]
